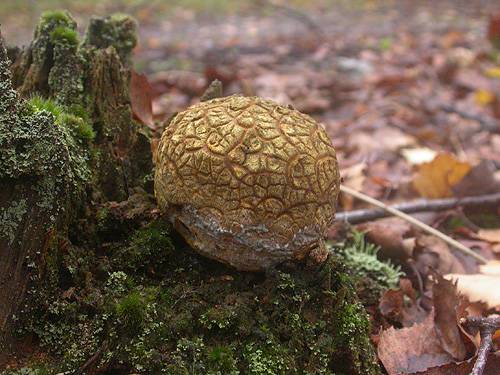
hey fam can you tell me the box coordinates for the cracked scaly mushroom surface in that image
[155,95,340,271]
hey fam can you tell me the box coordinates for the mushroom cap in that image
[154,95,340,271]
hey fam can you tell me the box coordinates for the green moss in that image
[59,113,94,145]
[116,292,149,332]
[29,96,64,117]
[50,25,79,46]
[208,345,239,374]
[29,96,94,146]
[82,13,137,64]
[15,234,380,374]
[116,218,174,274]
[40,10,74,27]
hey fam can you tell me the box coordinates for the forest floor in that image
[2,0,500,374]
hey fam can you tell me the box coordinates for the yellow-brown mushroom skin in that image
[154,95,340,271]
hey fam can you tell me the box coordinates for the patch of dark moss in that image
[14,215,380,374]
[115,218,175,274]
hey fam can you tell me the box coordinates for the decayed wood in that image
[0,29,65,352]
[0,13,152,355]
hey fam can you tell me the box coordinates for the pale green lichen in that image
[0,44,91,244]
[332,228,403,302]
[0,199,27,244]
[44,13,84,106]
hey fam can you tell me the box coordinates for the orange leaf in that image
[412,152,472,199]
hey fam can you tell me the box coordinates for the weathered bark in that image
[0,12,152,356]
[0,178,60,353]
[10,11,151,202]
[0,28,87,352]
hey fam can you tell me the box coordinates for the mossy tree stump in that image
[0,11,152,355]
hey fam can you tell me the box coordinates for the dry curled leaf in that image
[451,160,500,197]
[444,273,500,311]
[432,273,467,361]
[130,70,154,129]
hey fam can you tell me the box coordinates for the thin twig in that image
[76,344,106,375]
[334,192,500,224]
[339,185,489,264]
[439,103,500,133]
[461,316,500,375]
[253,0,324,36]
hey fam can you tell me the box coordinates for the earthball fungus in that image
[154,94,340,271]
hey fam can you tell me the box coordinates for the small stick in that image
[334,192,500,224]
[439,103,500,133]
[339,185,489,264]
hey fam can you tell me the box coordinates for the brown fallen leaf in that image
[475,230,500,255]
[408,353,500,375]
[357,220,413,263]
[130,70,154,129]
[378,311,455,375]
[379,279,427,327]
[438,30,467,49]
[431,273,467,361]
[413,235,467,277]
[339,162,366,211]
[487,10,500,48]
[348,126,417,153]
[413,152,472,199]
[451,160,500,197]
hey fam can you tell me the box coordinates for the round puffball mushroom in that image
[155,95,340,271]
